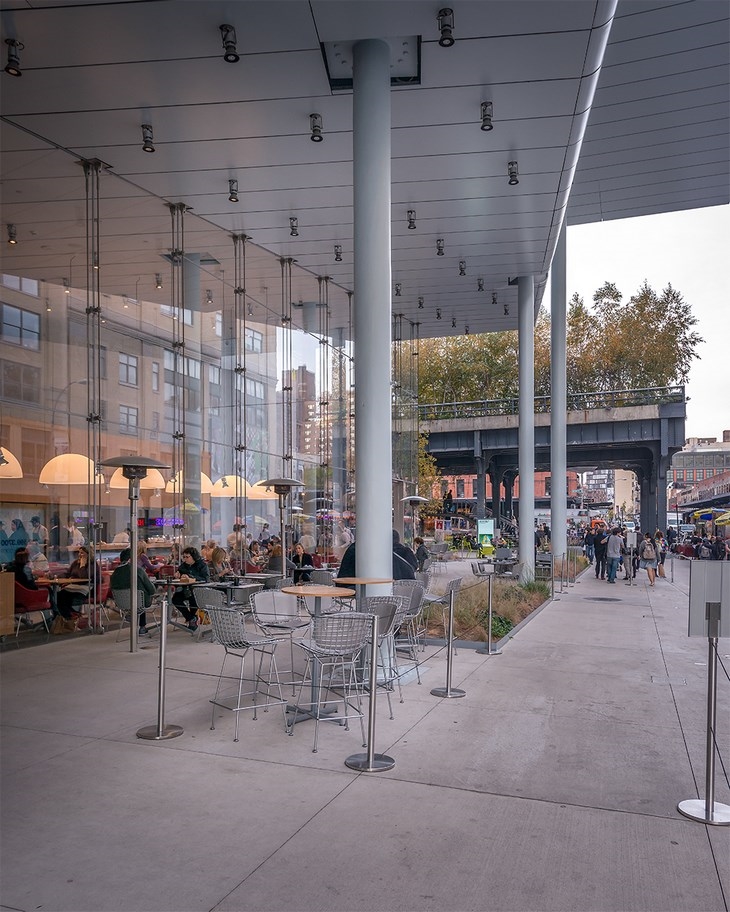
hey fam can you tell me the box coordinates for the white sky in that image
[562,205,730,441]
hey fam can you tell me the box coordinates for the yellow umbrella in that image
[714,511,730,526]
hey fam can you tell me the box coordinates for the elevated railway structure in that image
[420,387,686,533]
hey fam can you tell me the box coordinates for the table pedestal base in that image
[430,686,466,699]
[136,723,184,740]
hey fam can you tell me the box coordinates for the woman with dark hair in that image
[56,544,98,620]
[291,542,314,584]
[9,518,29,551]
[12,547,38,590]
[172,546,209,630]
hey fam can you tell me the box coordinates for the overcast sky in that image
[563,205,729,442]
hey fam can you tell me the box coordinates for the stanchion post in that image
[476,572,501,656]
[431,585,466,698]
[137,590,184,741]
[550,552,555,599]
[671,550,674,583]
[345,613,395,771]
[678,603,730,825]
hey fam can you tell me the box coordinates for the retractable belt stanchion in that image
[476,573,501,656]
[431,584,466,698]
[137,596,183,741]
[678,600,730,825]
[345,613,395,772]
[670,550,675,583]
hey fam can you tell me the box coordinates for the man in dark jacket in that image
[111,548,156,635]
[593,526,608,580]
[337,537,416,581]
[393,530,418,571]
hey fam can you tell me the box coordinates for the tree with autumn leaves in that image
[418,281,703,402]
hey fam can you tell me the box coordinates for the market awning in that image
[715,512,730,526]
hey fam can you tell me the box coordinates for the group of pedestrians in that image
[586,525,670,587]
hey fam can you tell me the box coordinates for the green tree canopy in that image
[418,280,702,401]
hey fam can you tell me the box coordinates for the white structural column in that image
[550,224,567,560]
[352,39,392,580]
[518,275,536,581]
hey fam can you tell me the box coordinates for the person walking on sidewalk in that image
[605,527,624,584]
[638,532,659,587]
[584,529,596,565]
[594,526,608,580]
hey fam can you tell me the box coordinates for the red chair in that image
[14,581,52,635]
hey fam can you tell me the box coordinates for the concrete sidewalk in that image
[1,559,728,912]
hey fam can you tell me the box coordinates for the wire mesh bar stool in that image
[393,580,426,683]
[359,595,410,718]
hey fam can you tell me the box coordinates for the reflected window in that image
[1,358,41,403]
[245,327,263,353]
[152,361,160,392]
[119,404,138,435]
[119,352,138,386]
[1,304,40,350]
[2,274,39,296]
[160,304,193,326]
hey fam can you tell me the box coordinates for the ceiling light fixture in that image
[247,301,253,317]
[480,101,494,131]
[228,178,239,202]
[436,308,442,320]
[508,161,519,186]
[7,223,17,245]
[418,296,424,309]
[155,273,163,289]
[436,238,445,256]
[465,325,470,335]
[437,8,455,47]
[492,292,497,306]
[4,39,23,77]
[63,278,70,294]
[407,209,417,230]
[477,277,484,292]
[309,113,323,142]
[289,216,299,237]
[459,260,466,276]
[451,316,456,328]
[141,123,155,153]
[220,24,240,63]
[205,289,213,306]
[92,254,99,270]
[334,244,342,262]
[394,283,402,297]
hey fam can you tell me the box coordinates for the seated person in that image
[171,547,209,631]
[266,543,295,577]
[111,547,157,636]
[291,542,315,584]
[208,545,232,581]
[136,540,157,577]
[56,545,97,620]
[12,547,39,590]
[248,540,264,566]
[337,538,416,582]
[393,530,418,571]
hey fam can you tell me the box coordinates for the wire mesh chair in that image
[274,577,294,590]
[423,576,462,655]
[205,605,287,742]
[250,589,310,694]
[309,568,335,585]
[359,595,409,718]
[288,611,372,753]
[393,580,426,684]
[193,586,229,640]
[111,589,159,642]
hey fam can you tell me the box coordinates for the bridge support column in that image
[489,463,503,526]
[504,470,517,520]
[518,275,535,581]
[657,454,669,532]
[352,39,392,581]
[475,455,487,519]
[550,223,567,559]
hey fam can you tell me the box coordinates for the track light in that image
[407,209,417,230]
[220,24,240,63]
[93,254,99,270]
[394,283,402,297]
[437,8,455,47]
[451,316,456,328]
[477,277,484,292]
[228,179,239,203]
[309,113,323,142]
[205,289,213,306]
[334,245,342,262]
[436,238,445,256]
[418,296,424,309]
[508,161,519,186]
[480,101,494,132]
[436,308,442,320]
[4,39,23,77]
[6,223,17,245]
[247,301,253,317]
[141,124,155,153]
[155,273,163,289]
[492,292,497,306]
[504,302,510,316]
[289,216,299,237]
[63,278,70,294]
[459,260,466,276]
[465,325,470,335]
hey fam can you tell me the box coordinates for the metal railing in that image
[418,386,685,422]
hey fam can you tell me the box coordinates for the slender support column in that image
[656,453,669,532]
[518,275,535,582]
[474,455,486,520]
[504,471,517,519]
[353,39,392,583]
[489,464,502,524]
[550,224,567,559]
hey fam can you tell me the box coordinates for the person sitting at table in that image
[111,548,156,636]
[167,542,181,566]
[56,544,97,620]
[12,547,39,590]
[172,546,209,631]
[136,540,157,577]
[291,542,315,584]
[393,529,418,572]
[266,543,295,577]
[208,545,232,581]
[248,540,264,566]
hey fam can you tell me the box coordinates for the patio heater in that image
[259,477,303,577]
[400,494,429,545]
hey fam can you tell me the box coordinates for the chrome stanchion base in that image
[677,799,730,825]
[136,724,184,741]
[345,752,395,772]
[430,686,466,698]
[475,646,502,656]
